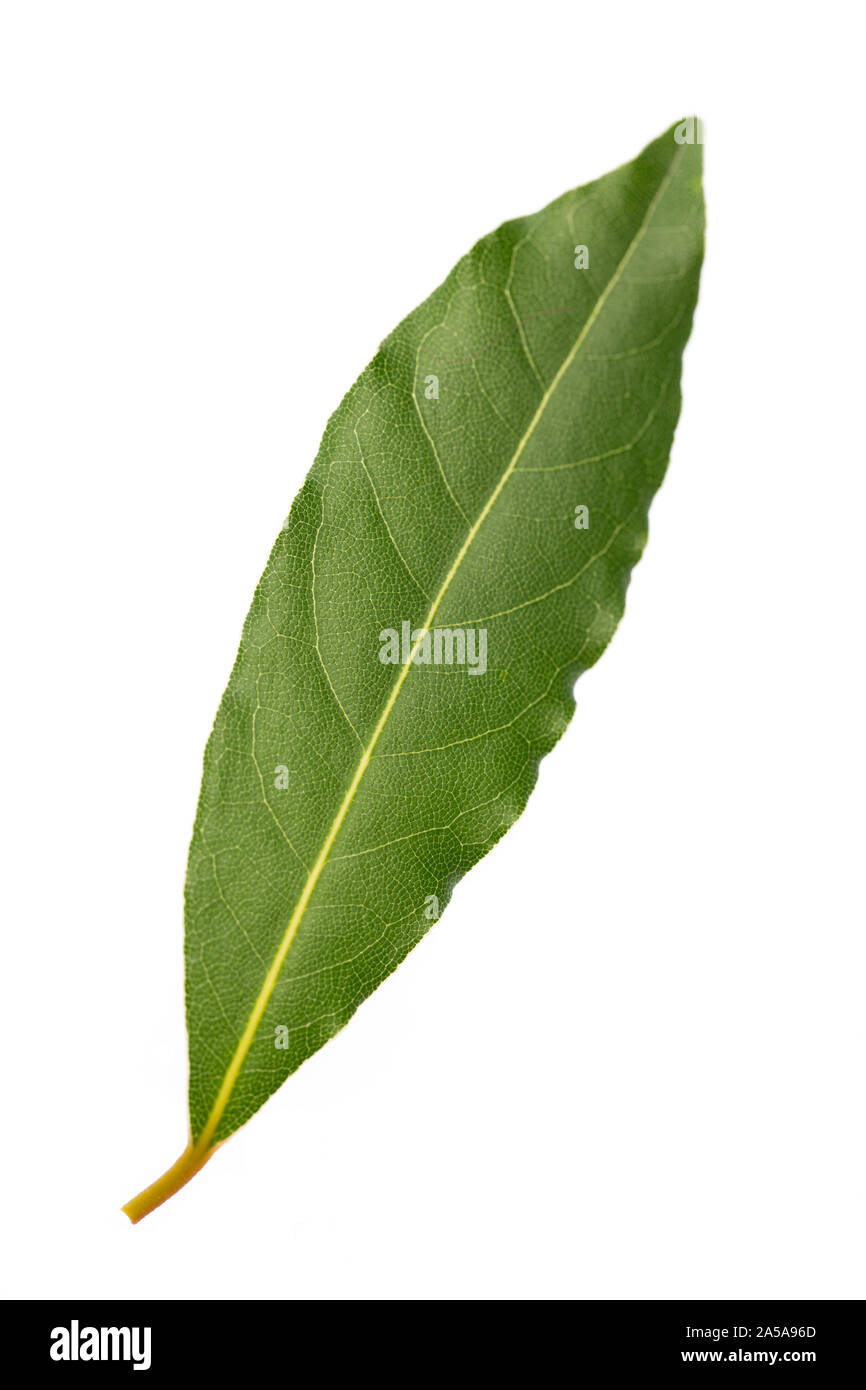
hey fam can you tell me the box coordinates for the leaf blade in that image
[127,121,704,1215]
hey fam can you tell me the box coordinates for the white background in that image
[2,1,864,1301]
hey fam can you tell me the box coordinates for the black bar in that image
[2,1299,862,1374]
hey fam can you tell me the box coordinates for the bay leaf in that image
[124,120,704,1220]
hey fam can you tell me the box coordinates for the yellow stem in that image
[122,1139,218,1223]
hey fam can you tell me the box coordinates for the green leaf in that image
[125,120,704,1220]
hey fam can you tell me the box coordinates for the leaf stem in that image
[122,1139,217,1223]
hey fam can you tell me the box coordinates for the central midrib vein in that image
[195,146,682,1153]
